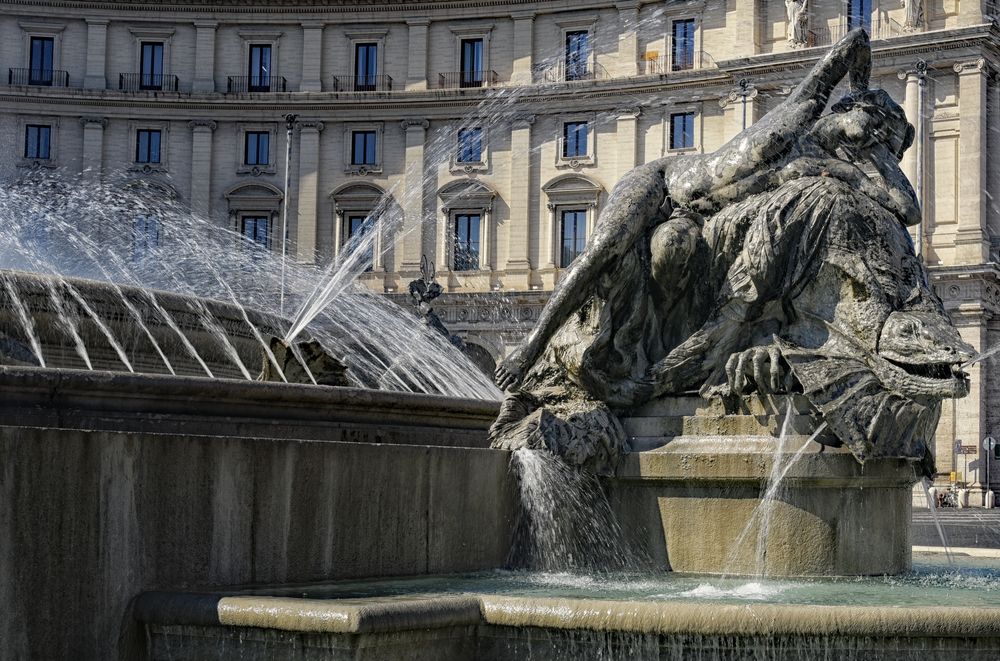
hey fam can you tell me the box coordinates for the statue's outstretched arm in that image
[495,160,670,390]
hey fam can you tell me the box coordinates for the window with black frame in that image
[140,42,164,89]
[671,20,696,71]
[460,39,484,87]
[847,0,872,31]
[560,209,587,267]
[135,129,161,164]
[565,31,589,80]
[670,112,694,150]
[133,215,160,261]
[24,124,51,159]
[244,131,269,166]
[241,215,269,252]
[457,128,483,163]
[345,214,374,271]
[248,44,271,91]
[29,37,54,85]
[563,121,588,158]
[351,131,377,165]
[355,43,378,90]
[454,213,481,271]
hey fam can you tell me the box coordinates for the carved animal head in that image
[874,309,972,398]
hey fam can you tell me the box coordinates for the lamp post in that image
[280,113,298,317]
[724,78,758,131]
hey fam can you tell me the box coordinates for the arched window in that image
[330,183,391,272]
[224,183,283,252]
[436,180,497,275]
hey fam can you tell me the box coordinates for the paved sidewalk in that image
[912,509,1000,549]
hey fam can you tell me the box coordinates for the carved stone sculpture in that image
[260,336,350,386]
[903,0,923,31]
[786,0,809,47]
[408,255,465,349]
[490,30,972,476]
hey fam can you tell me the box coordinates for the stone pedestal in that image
[610,395,921,577]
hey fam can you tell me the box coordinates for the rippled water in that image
[227,552,1000,608]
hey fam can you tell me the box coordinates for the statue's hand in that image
[495,347,530,391]
[722,344,790,396]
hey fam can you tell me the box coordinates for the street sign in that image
[985,436,997,452]
[959,445,978,455]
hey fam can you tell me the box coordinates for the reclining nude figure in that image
[489,30,972,474]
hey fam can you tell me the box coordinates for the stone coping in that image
[0,366,501,433]
[135,591,1000,639]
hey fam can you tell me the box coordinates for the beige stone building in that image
[0,0,998,500]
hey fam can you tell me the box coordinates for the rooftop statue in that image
[490,29,972,476]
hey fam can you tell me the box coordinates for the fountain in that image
[1,29,999,661]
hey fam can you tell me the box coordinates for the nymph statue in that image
[785,0,810,46]
[490,30,971,476]
[903,0,924,31]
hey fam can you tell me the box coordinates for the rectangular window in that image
[135,129,161,164]
[351,131,377,165]
[24,124,51,159]
[563,121,588,158]
[29,37,54,85]
[560,209,587,267]
[248,44,272,91]
[346,214,374,271]
[457,128,483,163]
[241,215,269,249]
[140,42,164,89]
[565,30,590,81]
[355,43,378,91]
[671,20,696,71]
[460,38,484,87]
[670,112,694,150]
[133,215,160,260]
[847,0,872,31]
[454,214,481,271]
[244,131,269,166]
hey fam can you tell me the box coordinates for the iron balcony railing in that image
[638,51,717,75]
[8,68,69,87]
[539,62,610,83]
[438,70,499,89]
[805,18,904,47]
[226,75,287,93]
[119,73,179,92]
[332,74,393,92]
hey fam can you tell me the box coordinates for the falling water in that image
[1,273,45,367]
[509,449,644,572]
[62,283,134,373]
[45,280,91,370]
[921,477,954,566]
[963,341,1000,367]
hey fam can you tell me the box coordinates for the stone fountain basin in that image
[133,557,1000,660]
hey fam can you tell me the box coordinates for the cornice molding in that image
[187,119,217,130]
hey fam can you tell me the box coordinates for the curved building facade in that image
[0,0,999,499]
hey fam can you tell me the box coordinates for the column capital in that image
[297,120,325,133]
[406,18,432,27]
[897,59,929,81]
[193,21,219,30]
[400,118,429,131]
[512,113,536,128]
[954,58,987,75]
[78,116,107,128]
[85,18,109,26]
[615,1,642,11]
[616,107,641,119]
[300,21,326,29]
[511,10,536,21]
[188,119,218,131]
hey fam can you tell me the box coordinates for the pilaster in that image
[300,23,324,92]
[188,120,217,218]
[616,2,640,77]
[615,107,641,174]
[954,59,990,264]
[898,62,928,255]
[295,121,324,263]
[399,119,429,272]
[84,19,108,89]
[79,116,107,182]
[406,19,431,91]
[958,0,983,27]
[507,114,534,290]
[193,21,218,93]
[511,12,535,85]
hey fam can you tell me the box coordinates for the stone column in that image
[898,64,929,254]
[616,107,641,175]
[506,114,534,290]
[295,121,324,263]
[406,19,431,91]
[989,73,1000,246]
[954,59,990,264]
[540,203,558,287]
[616,2,640,77]
[511,12,535,85]
[188,120,217,218]
[193,22,218,93]
[398,119,429,273]
[84,19,108,89]
[300,23,324,92]
[898,70,921,186]
[79,116,107,183]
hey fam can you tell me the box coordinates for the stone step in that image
[631,394,815,418]
[622,412,823,439]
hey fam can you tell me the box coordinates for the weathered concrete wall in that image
[0,368,514,661]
